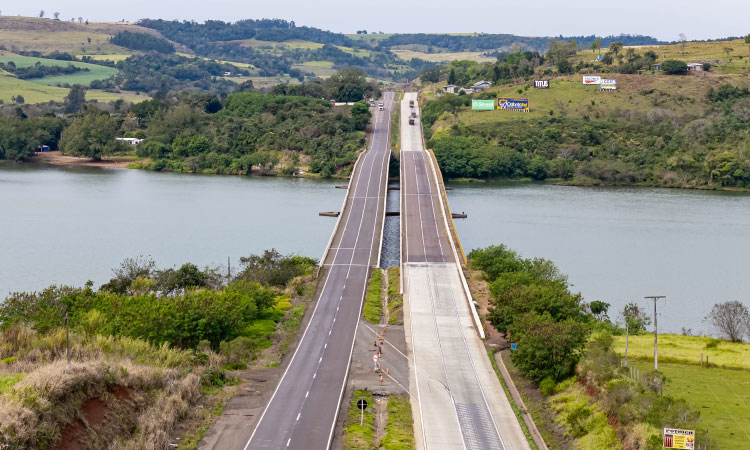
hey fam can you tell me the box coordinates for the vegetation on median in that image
[363,269,384,324]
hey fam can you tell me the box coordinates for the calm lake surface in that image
[2,163,749,334]
[447,182,750,334]
[0,163,342,296]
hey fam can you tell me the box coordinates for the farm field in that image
[0,76,147,103]
[225,38,371,58]
[0,53,118,86]
[391,48,495,63]
[0,16,173,56]
[629,360,750,449]
[0,29,123,55]
[292,60,337,77]
[614,333,750,370]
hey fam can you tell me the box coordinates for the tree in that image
[662,59,688,74]
[349,100,371,131]
[608,41,623,56]
[39,10,44,18]
[590,38,602,55]
[14,95,24,104]
[619,302,651,365]
[59,111,123,160]
[557,59,574,74]
[63,84,86,113]
[324,68,378,102]
[706,301,749,342]
[508,312,589,382]
[53,12,60,20]
[447,68,457,85]
[679,33,687,56]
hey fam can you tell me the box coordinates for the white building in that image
[116,137,143,146]
[687,63,704,72]
[470,80,492,91]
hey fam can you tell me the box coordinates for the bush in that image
[539,376,557,396]
[509,313,589,382]
[662,60,688,75]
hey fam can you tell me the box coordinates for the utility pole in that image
[645,295,666,370]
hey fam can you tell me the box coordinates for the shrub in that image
[539,376,557,396]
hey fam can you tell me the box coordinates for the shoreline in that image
[29,151,144,169]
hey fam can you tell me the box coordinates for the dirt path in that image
[373,395,389,447]
[31,151,147,169]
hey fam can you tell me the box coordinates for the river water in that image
[0,163,341,296]
[2,164,749,334]
[447,182,750,334]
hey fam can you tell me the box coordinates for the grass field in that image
[0,53,118,86]
[614,333,750,370]
[292,61,337,77]
[426,71,747,131]
[573,39,750,74]
[392,48,495,63]
[82,53,132,63]
[630,360,750,448]
[0,76,148,103]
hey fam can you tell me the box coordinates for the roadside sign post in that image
[357,399,368,426]
[663,428,694,449]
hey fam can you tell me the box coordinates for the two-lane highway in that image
[400,92,531,450]
[244,92,393,450]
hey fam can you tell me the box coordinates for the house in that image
[652,63,662,71]
[116,137,143,146]
[687,63,704,72]
[470,80,492,91]
[36,145,51,152]
[443,84,459,94]
[223,71,232,76]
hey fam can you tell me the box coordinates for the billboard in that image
[663,428,694,449]
[600,79,617,90]
[497,97,529,111]
[534,80,549,89]
[472,99,495,110]
[583,76,602,85]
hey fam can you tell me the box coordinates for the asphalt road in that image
[400,92,531,450]
[243,92,393,450]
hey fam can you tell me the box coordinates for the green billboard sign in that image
[472,99,495,110]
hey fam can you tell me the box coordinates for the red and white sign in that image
[583,76,602,85]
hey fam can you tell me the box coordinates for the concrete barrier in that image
[423,148,485,339]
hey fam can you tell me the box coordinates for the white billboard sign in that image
[583,76,602,85]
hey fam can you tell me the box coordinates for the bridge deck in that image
[400,92,530,450]
[243,92,393,450]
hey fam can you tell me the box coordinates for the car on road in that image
[378,103,384,111]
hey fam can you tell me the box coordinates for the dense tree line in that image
[129,90,371,176]
[138,18,356,48]
[111,30,176,54]
[0,116,65,160]
[424,85,750,189]
[377,33,662,53]
[0,61,89,79]
[112,53,250,95]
